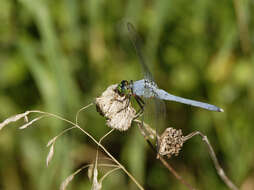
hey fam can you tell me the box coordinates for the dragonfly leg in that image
[136,95,145,105]
[134,95,145,119]
[135,95,145,113]
[116,95,131,113]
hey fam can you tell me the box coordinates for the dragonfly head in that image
[116,80,132,96]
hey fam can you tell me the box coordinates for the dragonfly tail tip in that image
[219,108,224,112]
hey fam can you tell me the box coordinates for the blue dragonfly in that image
[116,23,223,114]
[115,22,223,152]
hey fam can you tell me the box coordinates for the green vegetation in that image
[0,0,253,189]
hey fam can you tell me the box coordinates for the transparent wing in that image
[141,96,166,147]
[154,97,166,151]
[127,22,167,149]
[127,22,154,81]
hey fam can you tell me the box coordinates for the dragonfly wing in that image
[154,97,166,151]
[156,89,224,112]
[128,23,167,151]
[127,22,154,81]
[142,94,166,149]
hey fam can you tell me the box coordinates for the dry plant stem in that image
[19,115,46,129]
[158,155,196,190]
[135,120,195,190]
[74,163,119,177]
[95,129,115,166]
[78,105,115,183]
[145,139,196,190]
[100,167,121,182]
[99,129,115,144]
[75,105,91,125]
[28,108,144,190]
[52,126,76,142]
[134,119,156,139]
[94,129,115,180]
[95,163,120,168]
[61,163,120,190]
[67,164,119,180]
[184,131,239,190]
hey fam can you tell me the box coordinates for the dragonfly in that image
[117,22,223,113]
[116,22,223,140]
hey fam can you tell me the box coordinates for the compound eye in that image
[120,80,127,88]
[120,80,125,87]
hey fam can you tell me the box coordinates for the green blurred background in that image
[0,0,253,189]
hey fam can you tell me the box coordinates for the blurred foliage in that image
[0,0,254,189]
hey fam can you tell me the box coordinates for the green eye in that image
[116,83,125,96]
[116,80,130,96]
[117,84,122,93]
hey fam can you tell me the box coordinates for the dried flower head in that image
[158,127,184,158]
[95,84,136,131]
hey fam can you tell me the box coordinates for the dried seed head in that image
[158,127,184,158]
[95,84,136,131]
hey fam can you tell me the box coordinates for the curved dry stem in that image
[28,109,144,190]
[47,126,76,147]
[143,137,195,190]
[19,115,46,129]
[95,163,119,168]
[135,119,195,190]
[95,129,115,165]
[94,128,115,183]
[98,157,116,162]
[184,131,239,190]
[60,163,119,190]
[75,103,93,125]
[70,163,120,178]
[100,167,121,183]
[157,154,196,190]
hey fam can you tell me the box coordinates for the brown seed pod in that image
[158,127,184,158]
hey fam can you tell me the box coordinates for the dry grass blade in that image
[0,111,31,130]
[88,165,93,181]
[27,109,144,190]
[19,116,45,129]
[60,165,90,190]
[91,167,102,190]
[47,136,57,147]
[24,115,29,122]
[46,143,55,167]
[60,174,74,190]
[61,163,119,190]
[46,127,76,167]
[47,126,76,147]
[90,128,114,189]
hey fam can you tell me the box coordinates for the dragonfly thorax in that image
[116,80,133,96]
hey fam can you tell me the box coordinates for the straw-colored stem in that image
[29,109,144,190]
[184,131,239,190]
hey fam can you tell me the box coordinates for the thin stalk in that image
[29,109,144,190]
[184,131,239,190]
